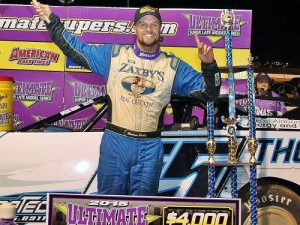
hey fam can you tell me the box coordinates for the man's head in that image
[134,5,162,52]
[255,72,271,95]
[134,5,162,25]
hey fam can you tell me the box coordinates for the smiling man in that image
[134,6,162,51]
[32,3,221,196]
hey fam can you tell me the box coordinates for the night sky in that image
[2,0,300,67]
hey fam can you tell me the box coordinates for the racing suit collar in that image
[133,44,161,60]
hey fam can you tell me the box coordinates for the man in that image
[237,72,287,117]
[255,72,273,96]
[33,3,221,195]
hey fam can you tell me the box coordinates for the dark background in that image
[2,0,300,68]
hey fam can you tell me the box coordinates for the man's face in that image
[134,15,161,50]
[256,80,270,95]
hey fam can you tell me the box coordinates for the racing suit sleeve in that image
[172,60,221,103]
[45,13,111,79]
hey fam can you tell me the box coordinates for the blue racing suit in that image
[46,13,221,196]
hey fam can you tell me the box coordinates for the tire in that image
[239,180,300,225]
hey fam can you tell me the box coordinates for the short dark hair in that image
[255,72,271,83]
[134,5,162,24]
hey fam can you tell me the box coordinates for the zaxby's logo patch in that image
[9,47,60,66]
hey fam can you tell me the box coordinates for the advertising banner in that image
[47,193,241,225]
[0,4,252,130]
